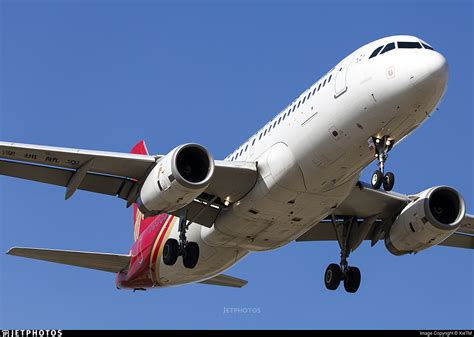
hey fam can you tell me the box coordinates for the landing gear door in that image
[334,54,354,98]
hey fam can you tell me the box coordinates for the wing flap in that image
[198,274,248,288]
[6,247,131,273]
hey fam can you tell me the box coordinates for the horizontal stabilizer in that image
[6,247,131,273]
[198,274,248,288]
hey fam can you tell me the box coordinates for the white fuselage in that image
[156,35,449,287]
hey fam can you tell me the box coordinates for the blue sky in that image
[1,0,472,329]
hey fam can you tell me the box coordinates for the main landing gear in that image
[371,136,395,191]
[163,212,199,269]
[324,216,361,293]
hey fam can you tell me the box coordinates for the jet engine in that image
[385,186,465,255]
[137,143,214,216]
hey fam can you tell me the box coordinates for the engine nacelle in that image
[385,186,465,255]
[137,144,214,216]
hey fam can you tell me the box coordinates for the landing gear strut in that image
[163,211,199,269]
[324,216,361,293]
[371,136,395,191]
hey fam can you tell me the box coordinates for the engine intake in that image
[428,188,461,225]
[385,186,465,255]
[137,144,214,215]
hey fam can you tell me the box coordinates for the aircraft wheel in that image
[324,263,342,290]
[163,239,180,266]
[343,266,361,293]
[183,242,199,269]
[383,172,395,191]
[371,170,384,190]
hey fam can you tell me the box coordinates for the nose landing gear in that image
[163,212,200,269]
[371,136,395,191]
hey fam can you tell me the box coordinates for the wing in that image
[0,141,257,226]
[0,141,158,199]
[296,182,473,250]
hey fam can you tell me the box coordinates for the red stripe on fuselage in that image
[150,215,175,285]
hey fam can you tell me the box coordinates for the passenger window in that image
[312,88,316,95]
[282,113,286,120]
[369,45,384,59]
[278,116,282,124]
[297,101,301,108]
[292,106,296,112]
[318,83,321,91]
[398,41,422,49]
[240,149,243,156]
[273,121,277,128]
[380,42,395,54]
[259,133,262,140]
[264,129,267,136]
[328,74,332,83]
[252,139,255,145]
[245,144,248,151]
[302,97,306,104]
[323,79,326,87]
[307,93,311,99]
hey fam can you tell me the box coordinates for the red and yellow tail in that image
[130,140,155,241]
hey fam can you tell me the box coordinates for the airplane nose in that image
[409,51,448,92]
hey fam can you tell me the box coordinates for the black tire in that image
[324,263,342,290]
[183,242,200,269]
[383,172,395,191]
[163,239,179,266]
[371,170,384,190]
[343,266,361,293]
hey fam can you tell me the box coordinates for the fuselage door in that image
[334,56,352,98]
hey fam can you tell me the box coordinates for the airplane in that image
[1,35,472,294]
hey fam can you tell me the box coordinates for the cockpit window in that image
[421,42,434,50]
[380,42,395,54]
[398,41,422,49]
[369,45,384,59]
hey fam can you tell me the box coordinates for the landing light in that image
[386,140,391,146]
[224,199,230,207]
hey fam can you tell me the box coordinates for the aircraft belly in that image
[156,223,248,287]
